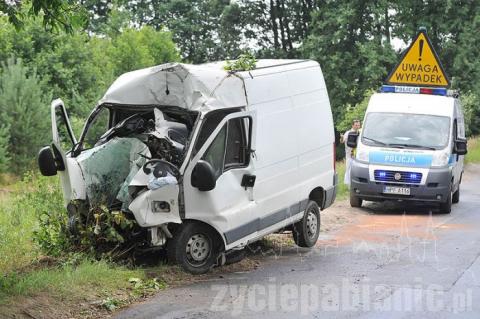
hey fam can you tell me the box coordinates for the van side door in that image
[183,111,257,247]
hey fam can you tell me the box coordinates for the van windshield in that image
[362,112,451,150]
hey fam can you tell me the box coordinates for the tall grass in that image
[336,160,348,199]
[0,173,64,274]
[0,174,150,307]
[466,137,480,164]
[0,258,145,301]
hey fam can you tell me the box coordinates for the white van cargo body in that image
[38,59,337,273]
[349,87,467,213]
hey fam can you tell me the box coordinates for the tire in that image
[452,185,460,204]
[350,188,363,208]
[225,249,246,265]
[292,201,320,248]
[167,222,220,274]
[439,184,452,214]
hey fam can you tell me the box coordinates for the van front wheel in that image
[292,201,320,248]
[439,185,453,214]
[350,189,363,207]
[167,222,219,274]
[452,185,460,204]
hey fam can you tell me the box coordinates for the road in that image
[116,165,480,319]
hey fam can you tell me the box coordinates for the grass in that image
[0,174,167,317]
[0,258,146,301]
[336,160,349,199]
[466,137,480,164]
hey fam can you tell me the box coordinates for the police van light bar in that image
[381,85,447,96]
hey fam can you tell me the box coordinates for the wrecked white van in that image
[38,60,337,273]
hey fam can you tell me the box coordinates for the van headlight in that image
[431,151,449,167]
[356,149,369,163]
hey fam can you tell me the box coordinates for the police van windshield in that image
[362,112,451,150]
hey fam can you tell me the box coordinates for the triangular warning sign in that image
[386,30,450,87]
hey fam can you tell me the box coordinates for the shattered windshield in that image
[76,105,198,210]
[362,112,451,150]
[83,107,110,149]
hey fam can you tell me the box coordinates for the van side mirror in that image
[191,160,216,191]
[454,139,467,155]
[346,132,359,148]
[38,146,58,176]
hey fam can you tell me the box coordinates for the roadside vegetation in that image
[0,175,151,316]
[466,137,480,164]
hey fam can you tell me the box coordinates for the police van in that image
[347,85,467,213]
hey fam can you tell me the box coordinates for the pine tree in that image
[0,58,50,174]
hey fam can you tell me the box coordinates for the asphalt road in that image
[116,165,480,319]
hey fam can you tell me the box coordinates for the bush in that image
[337,89,373,134]
[461,91,480,137]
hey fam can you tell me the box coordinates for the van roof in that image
[367,92,455,117]
[99,59,316,111]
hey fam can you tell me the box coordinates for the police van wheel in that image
[439,185,452,214]
[350,189,363,208]
[167,222,219,274]
[292,201,320,248]
[452,185,460,204]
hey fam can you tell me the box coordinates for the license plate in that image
[383,186,410,195]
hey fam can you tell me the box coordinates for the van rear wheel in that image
[292,201,320,248]
[167,222,220,274]
[350,189,363,207]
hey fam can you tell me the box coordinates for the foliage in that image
[0,58,50,174]
[461,92,480,137]
[101,296,123,311]
[109,26,180,76]
[303,0,397,122]
[128,277,165,297]
[0,0,87,33]
[224,53,257,72]
[337,90,373,134]
[75,205,138,258]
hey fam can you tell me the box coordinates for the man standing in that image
[341,120,361,187]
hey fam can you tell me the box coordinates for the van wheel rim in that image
[306,211,318,238]
[186,234,210,265]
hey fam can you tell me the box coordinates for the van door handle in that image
[241,174,256,190]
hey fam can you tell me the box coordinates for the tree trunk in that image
[280,0,294,52]
[276,0,288,52]
[270,0,280,50]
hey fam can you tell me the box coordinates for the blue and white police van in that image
[347,85,467,213]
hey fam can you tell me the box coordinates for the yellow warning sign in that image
[386,30,450,87]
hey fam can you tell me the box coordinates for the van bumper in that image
[350,161,452,203]
[323,173,338,209]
